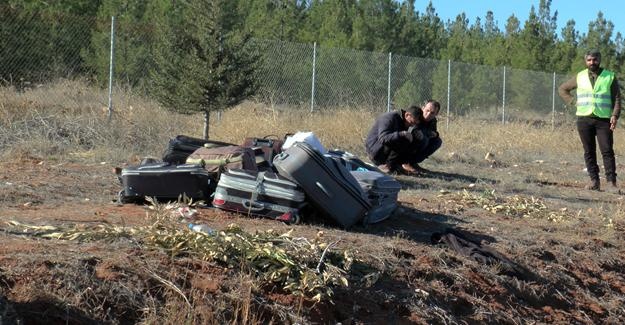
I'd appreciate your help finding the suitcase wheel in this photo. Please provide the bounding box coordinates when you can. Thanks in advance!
[117,190,136,204]
[276,211,300,224]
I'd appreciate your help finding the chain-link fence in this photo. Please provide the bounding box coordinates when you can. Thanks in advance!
[1,9,582,129]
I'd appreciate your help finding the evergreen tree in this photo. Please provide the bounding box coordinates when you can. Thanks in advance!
[301,0,355,47]
[579,12,617,70]
[504,14,521,36]
[350,0,399,52]
[464,17,485,64]
[509,2,556,71]
[414,1,445,58]
[552,20,578,73]
[150,0,259,139]
[615,33,625,76]
[395,0,420,55]
[239,0,304,41]
[0,1,99,83]
[84,0,166,88]
[441,13,469,61]
[0,5,50,83]
[482,11,507,67]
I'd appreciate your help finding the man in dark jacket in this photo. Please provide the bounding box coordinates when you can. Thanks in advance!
[558,49,621,192]
[365,101,442,174]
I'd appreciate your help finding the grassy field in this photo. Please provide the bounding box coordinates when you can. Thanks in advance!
[1,82,625,324]
[0,79,594,164]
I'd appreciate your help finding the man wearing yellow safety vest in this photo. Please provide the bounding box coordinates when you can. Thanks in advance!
[559,49,622,192]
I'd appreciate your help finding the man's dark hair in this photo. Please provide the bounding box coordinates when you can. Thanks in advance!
[425,99,441,113]
[405,105,422,119]
[585,49,601,58]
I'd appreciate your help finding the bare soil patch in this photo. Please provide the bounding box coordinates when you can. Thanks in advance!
[1,156,625,324]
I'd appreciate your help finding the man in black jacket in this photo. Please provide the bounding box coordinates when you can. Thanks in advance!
[365,101,442,174]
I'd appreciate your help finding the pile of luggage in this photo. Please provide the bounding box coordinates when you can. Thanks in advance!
[117,133,401,228]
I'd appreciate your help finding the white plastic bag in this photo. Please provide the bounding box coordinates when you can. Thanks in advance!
[282,131,326,154]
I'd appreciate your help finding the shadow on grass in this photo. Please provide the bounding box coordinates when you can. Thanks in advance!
[9,299,110,325]
[396,170,498,188]
[352,204,493,244]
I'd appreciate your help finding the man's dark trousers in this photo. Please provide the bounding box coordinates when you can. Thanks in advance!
[381,136,442,168]
[577,116,616,182]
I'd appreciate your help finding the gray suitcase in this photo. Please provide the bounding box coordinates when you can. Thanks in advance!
[350,171,401,224]
[273,142,371,228]
[212,169,306,223]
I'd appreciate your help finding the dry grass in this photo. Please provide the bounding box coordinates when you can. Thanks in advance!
[3,78,620,167]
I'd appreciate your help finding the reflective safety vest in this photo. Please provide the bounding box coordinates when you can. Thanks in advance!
[576,69,615,118]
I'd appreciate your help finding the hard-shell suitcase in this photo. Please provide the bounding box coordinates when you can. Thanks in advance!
[212,169,305,223]
[162,135,234,164]
[350,171,401,224]
[120,163,215,203]
[273,142,371,228]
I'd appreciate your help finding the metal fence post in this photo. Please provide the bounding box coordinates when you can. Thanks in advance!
[387,52,392,112]
[310,42,316,113]
[502,66,506,125]
[551,72,556,130]
[446,59,451,130]
[107,16,115,123]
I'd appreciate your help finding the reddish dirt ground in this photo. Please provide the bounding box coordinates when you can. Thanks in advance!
[1,157,625,324]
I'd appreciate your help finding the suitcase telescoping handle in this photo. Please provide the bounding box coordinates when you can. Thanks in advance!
[252,138,275,147]
[242,199,265,212]
[315,181,333,198]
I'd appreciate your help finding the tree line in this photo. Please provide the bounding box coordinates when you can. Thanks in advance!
[3,0,623,81]
[1,0,623,135]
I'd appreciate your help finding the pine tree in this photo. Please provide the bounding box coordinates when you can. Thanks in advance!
[1,1,99,83]
[580,11,617,70]
[84,0,162,88]
[414,1,445,58]
[239,0,304,41]
[305,0,355,48]
[482,11,507,67]
[440,13,469,61]
[615,33,625,76]
[350,0,399,52]
[552,20,578,73]
[150,0,259,139]
[395,0,420,55]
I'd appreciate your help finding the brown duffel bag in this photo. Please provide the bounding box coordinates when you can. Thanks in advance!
[186,145,258,173]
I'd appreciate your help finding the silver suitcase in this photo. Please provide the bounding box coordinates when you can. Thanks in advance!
[350,171,401,224]
[273,142,370,228]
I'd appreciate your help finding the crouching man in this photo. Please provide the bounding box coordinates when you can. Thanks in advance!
[365,100,442,174]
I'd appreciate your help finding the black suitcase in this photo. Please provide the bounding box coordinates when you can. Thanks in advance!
[350,171,401,224]
[273,142,371,228]
[212,169,305,223]
[162,135,234,164]
[119,163,215,203]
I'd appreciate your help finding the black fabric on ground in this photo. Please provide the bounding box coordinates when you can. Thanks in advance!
[431,228,536,281]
